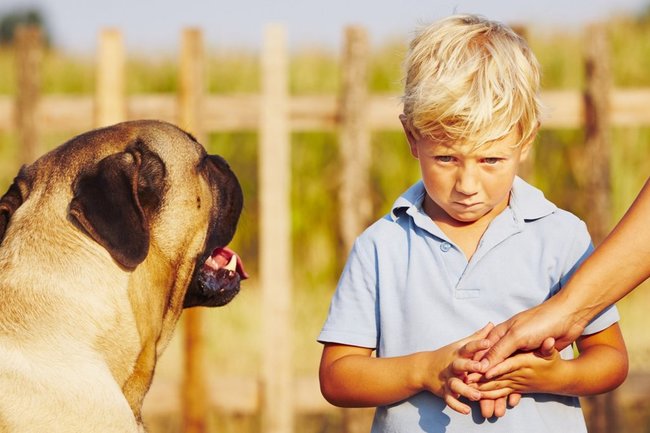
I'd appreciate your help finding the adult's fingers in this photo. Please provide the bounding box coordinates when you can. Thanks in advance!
[484,355,519,379]
[479,321,520,372]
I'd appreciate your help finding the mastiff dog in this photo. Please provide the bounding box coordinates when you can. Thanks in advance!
[0,120,247,432]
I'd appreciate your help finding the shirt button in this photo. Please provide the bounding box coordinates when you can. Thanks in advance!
[440,242,451,252]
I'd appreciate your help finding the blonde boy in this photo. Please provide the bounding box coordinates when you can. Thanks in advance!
[318,14,627,432]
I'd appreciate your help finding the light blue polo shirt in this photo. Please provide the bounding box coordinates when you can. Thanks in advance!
[318,177,619,433]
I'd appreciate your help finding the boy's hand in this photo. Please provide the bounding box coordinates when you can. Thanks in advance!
[429,324,494,415]
[476,343,561,398]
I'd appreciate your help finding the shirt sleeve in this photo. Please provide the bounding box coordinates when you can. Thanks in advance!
[317,237,379,349]
[557,218,620,336]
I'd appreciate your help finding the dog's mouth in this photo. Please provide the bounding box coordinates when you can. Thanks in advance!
[185,247,248,308]
[199,247,248,302]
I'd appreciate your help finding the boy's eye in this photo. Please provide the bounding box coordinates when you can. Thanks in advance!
[483,157,501,164]
[435,155,455,163]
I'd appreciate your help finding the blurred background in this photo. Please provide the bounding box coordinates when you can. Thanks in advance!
[1,1,649,432]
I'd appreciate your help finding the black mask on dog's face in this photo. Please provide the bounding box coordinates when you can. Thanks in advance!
[183,154,246,308]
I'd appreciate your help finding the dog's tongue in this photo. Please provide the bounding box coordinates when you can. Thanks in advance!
[205,247,248,279]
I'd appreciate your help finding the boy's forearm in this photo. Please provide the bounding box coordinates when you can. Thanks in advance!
[320,352,428,407]
[555,345,628,397]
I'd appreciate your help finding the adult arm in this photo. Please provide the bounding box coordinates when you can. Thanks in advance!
[480,178,650,371]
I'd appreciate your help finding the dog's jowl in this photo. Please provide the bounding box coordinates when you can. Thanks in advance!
[0,120,246,432]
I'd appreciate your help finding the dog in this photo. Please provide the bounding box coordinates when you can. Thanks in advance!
[0,120,246,432]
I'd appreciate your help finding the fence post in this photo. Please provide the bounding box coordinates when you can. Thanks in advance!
[178,28,208,433]
[15,25,42,164]
[338,25,372,255]
[510,24,536,182]
[260,24,293,433]
[95,28,125,127]
[338,25,376,433]
[581,23,618,433]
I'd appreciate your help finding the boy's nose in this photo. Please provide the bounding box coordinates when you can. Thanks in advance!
[455,166,480,196]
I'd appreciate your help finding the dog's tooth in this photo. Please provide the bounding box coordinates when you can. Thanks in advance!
[224,254,237,272]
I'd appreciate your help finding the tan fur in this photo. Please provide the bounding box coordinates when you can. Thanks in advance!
[0,120,243,432]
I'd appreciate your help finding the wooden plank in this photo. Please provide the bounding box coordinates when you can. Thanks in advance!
[178,27,208,433]
[259,23,293,433]
[2,89,650,134]
[95,28,125,127]
[128,94,177,124]
[540,90,583,128]
[611,88,650,125]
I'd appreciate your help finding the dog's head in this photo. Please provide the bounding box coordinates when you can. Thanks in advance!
[0,120,246,309]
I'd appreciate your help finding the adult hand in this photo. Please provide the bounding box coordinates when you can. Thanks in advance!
[479,300,584,377]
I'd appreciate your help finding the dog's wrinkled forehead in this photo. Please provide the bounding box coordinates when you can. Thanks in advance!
[37,120,202,174]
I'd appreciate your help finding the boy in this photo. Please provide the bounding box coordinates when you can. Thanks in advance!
[317,14,628,432]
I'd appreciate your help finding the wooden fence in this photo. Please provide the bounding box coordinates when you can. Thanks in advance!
[2,23,650,433]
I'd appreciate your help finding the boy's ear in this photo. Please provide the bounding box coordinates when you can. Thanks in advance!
[399,114,419,158]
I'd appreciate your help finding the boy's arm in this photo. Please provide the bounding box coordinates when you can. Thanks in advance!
[477,324,628,398]
[319,324,494,415]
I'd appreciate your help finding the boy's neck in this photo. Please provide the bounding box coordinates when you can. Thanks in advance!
[423,195,509,260]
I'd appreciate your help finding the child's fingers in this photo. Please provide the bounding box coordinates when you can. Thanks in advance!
[475,387,512,399]
[460,338,492,358]
[479,396,509,418]
[444,394,472,415]
[479,398,495,418]
[464,371,483,383]
[451,358,483,375]
[508,392,522,407]
[448,376,481,401]
[493,397,508,417]
[538,338,556,356]
[444,377,480,415]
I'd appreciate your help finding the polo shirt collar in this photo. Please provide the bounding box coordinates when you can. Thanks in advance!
[509,177,557,222]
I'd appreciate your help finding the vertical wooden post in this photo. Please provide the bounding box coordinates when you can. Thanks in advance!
[510,24,536,182]
[178,28,208,433]
[338,26,372,258]
[260,24,293,433]
[95,28,125,127]
[338,25,375,433]
[583,23,612,244]
[14,25,42,164]
[581,23,617,433]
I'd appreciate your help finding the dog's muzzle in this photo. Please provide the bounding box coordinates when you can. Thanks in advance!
[194,247,248,307]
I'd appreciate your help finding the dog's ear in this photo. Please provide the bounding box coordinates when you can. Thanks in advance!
[0,176,27,245]
[69,142,166,270]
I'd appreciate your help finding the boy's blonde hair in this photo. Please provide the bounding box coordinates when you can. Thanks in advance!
[402,14,542,148]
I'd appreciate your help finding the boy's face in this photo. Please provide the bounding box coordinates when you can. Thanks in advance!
[401,118,532,226]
